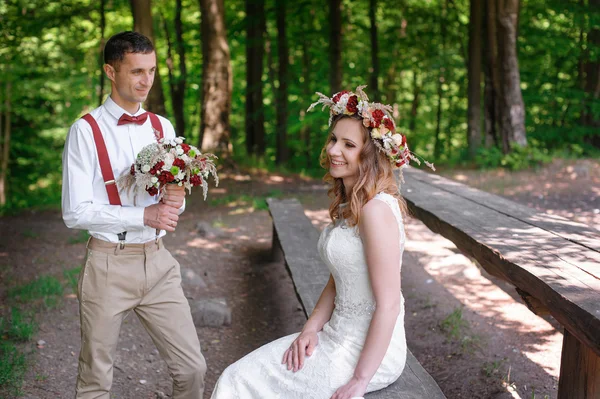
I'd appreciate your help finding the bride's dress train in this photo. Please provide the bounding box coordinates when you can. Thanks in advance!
[211,193,407,399]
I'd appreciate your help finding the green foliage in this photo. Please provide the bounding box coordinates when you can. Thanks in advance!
[0,0,598,213]
[475,144,553,170]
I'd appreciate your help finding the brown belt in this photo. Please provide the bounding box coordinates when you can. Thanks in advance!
[86,236,164,255]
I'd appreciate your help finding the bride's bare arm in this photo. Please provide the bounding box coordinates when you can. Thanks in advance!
[332,199,402,399]
[303,274,337,332]
[283,274,336,372]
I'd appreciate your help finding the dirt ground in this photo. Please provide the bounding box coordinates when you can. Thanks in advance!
[0,158,597,399]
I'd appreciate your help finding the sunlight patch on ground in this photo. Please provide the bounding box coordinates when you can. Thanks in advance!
[304,209,330,231]
[405,219,563,378]
[186,237,226,250]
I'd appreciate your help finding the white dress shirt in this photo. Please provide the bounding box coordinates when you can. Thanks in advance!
[62,96,184,243]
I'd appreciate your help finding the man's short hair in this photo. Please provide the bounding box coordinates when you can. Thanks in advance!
[104,31,154,67]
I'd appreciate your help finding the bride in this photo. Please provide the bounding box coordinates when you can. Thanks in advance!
[211,86,418,399]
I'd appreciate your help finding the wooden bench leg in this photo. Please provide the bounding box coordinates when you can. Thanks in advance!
[558,329,600,399]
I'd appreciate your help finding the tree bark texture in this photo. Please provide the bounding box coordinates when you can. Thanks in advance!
[275,0,289,165]
[199,0,232,154]
[329,0,342,94]
[130,0,167,116]
[369,0,379,98]
[0,82,11,206]
[467,0,483,158]
[484,0,500,148]
[99,0,106,107]
[497,0,527,151]
[245,0,266,156]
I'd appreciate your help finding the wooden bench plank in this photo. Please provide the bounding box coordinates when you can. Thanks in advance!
[267,198,447,399]
[404,168,600,252]
[400,168,600,359]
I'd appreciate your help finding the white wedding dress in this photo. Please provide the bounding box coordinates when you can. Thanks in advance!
[211,192,407,399]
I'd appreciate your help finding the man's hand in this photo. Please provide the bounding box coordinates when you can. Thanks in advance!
[162,184,186,209]
[144,203,180,232]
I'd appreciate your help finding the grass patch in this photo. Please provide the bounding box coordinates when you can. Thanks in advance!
[440,307,469,340]
[1,308,36,342]
[68,230,90,244]
[0,341,27,397]
[63,267,81,294]
[8,275,64,308]
[21,229,39,239]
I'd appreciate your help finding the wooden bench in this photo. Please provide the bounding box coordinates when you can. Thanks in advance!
[267,198,447,399]
[400,167,600,399]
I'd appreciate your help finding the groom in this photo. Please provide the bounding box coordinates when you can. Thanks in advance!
[62,31,206,398]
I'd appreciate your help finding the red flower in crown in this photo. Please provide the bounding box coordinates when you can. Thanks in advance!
[346,95,359,114]
[332,90,349,103]
[383,117,395,132]
[372,109,385,127]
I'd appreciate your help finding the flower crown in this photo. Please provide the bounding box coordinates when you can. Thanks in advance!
[308,85,434,170]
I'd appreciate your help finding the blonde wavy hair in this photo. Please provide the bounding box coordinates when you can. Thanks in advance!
[319,114,408,227]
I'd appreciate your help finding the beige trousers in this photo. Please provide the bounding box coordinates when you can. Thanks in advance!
[75,237,206,399]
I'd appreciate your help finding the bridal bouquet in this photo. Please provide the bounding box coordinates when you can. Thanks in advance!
[119,137,218,202]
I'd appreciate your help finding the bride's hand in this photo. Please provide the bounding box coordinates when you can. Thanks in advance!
[281,330,319,372]
[330,376,368,399]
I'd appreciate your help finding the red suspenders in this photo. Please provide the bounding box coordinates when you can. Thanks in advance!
[81,112,164,205]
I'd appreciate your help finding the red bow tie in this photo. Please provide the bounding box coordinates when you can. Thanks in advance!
[117,112,148,126]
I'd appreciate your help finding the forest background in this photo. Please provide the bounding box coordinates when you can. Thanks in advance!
[0,0,598,212]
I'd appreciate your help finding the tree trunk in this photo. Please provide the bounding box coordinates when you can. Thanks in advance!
[275,0,289,165]
[329,0,342,93]
[582,0,600,147]
[130,0,167,116]
[0,82,11,206]
[199,0,232,154]
[369,0,379,97]
[162,0,186,136]
[99,0,106,107]
[434,0,448,159]
[245,0,266,156]
[484,0,500,148]
[300,11,312,168]
[409,70,421,133]
[467,0,483,158]
[497,0,527,151]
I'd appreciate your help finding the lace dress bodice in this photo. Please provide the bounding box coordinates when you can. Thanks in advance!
[318,192,406,320]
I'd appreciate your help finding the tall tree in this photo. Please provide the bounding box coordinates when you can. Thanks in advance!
[483,0,500,148]
[467,0,483,158]
[0,82,11,206]
[497,0,527,151]
[98,0,106,107]
[130,0,167,116]
[275,0,289,165]
[582,0,600,147]
[434,0,448,159]
[369,0,379,98]
[162,0,187,136]
[245,0,266,156]
[329,0,342,93]
[199,0,232,154]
